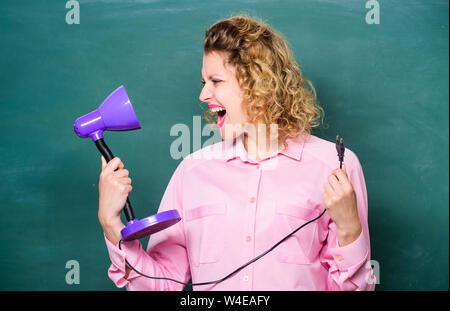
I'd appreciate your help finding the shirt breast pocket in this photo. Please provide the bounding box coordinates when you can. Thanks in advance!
[274,203,320,265]
[185,202,227,267]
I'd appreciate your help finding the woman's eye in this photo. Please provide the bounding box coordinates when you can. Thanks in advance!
[201,80,221,86]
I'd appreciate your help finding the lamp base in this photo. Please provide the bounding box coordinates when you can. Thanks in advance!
[121,209,181,241]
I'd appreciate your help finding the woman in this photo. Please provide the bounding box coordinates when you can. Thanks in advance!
[98,15,375,291]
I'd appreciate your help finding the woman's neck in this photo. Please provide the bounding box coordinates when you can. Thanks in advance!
[243,128,280,161]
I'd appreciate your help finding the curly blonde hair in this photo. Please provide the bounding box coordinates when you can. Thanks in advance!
[202,14,324,151]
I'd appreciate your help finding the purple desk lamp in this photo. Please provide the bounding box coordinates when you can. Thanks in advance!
[74,85,181,241]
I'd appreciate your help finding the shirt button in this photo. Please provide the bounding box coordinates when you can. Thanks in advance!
[336,255,343,262]
[249,197,256,203]
[243,276,249,282]
[246,236,252,242]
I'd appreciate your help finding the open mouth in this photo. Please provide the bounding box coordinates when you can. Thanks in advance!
[217,109,226,128]
[211,106,227,128]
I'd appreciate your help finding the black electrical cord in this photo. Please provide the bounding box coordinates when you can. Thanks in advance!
[117,135,345,287]
[118,208,327,287]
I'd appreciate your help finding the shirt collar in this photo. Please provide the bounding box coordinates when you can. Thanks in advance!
[223,133,307,163]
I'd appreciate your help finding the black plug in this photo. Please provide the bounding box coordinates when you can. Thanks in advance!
[336,135,345,169]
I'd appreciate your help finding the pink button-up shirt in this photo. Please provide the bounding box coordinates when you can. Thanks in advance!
[104,133,375,291]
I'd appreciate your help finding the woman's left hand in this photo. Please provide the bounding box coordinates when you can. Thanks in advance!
[322,163,362,246]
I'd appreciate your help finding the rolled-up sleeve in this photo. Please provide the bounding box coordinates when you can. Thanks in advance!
[320,149,376,291]
[103,160,191,290]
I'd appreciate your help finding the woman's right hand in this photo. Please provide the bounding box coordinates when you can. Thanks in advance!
[98,156,132,231]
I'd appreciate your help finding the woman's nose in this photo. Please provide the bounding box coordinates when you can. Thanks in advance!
[199,84,212,102]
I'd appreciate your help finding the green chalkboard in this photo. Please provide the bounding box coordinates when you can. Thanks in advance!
[0,0,448,291]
